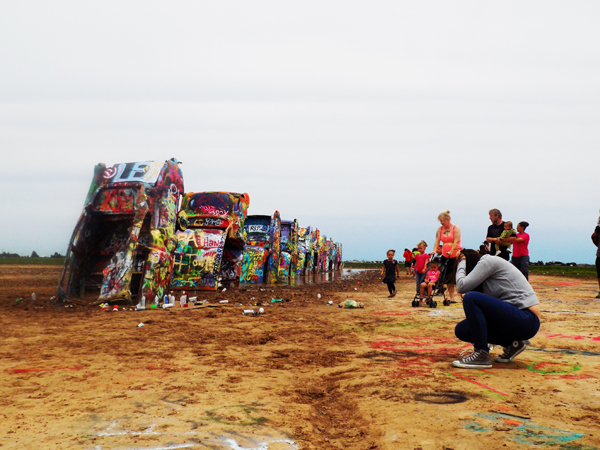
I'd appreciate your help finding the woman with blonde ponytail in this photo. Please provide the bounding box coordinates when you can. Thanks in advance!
[433,210,462,302]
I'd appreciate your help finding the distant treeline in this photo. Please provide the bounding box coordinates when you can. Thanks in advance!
[0,251,64,258]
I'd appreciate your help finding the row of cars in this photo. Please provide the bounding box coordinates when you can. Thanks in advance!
[58,159,342,305]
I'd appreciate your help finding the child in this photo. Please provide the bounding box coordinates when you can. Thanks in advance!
[403,248,412,275]
[496,221,517,256]
[414,241,430,295]
[381,249,401,297]
[420,259,441,299]
[410,247,418,278]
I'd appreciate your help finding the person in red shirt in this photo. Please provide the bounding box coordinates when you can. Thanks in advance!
[403,248,412,275]
[502,221,530,280]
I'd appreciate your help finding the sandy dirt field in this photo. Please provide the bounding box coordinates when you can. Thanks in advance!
[0,265,599,450]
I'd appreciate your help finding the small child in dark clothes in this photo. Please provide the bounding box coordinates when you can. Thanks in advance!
[381,249,401,298]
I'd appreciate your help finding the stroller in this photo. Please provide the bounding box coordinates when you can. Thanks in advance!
[412,257,449,308]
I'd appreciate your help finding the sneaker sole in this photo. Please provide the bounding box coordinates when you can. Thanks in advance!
[494,345,527,363]
[452,360,492,369]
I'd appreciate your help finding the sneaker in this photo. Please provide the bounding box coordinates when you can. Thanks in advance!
[596,292,600,299]
[452,349,492,369]
[495,340,527,363]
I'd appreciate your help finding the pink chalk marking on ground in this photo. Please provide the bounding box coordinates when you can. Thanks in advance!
[545,333,600,341]
[450,372,509,397]
[542,281,580,286]
[9,365,84,373]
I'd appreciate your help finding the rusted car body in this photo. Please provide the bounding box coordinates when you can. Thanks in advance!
[58,159,184,304]
[169,192,249,291]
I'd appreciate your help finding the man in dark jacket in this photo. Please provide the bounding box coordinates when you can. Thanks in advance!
[486,209,508,260]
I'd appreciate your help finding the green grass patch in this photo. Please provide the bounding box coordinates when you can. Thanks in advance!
[529,265,597,279]
[343,262,597,278]
[343,262,381,269]
[0,257,65,266]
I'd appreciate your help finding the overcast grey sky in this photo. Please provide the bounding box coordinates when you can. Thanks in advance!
[1,1,599,263]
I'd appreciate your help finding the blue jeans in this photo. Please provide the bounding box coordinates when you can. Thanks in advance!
[416,272,426,293]
[455,291,540,351]
[511,255,529,280]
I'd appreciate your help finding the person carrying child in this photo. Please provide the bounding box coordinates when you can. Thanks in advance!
[414,241,430,295]
[381,249,401,298]
[494,221,517,257]
[420,258,441,300]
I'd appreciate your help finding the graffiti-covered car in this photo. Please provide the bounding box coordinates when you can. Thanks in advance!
[58,159,184,304]
[334,242,343,270]
[169,192,249,291]
[239,212,281,284]
[278,219,299,281]
[296,226,314,276]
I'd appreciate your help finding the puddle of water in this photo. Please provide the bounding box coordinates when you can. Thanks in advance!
[240,269,376,288]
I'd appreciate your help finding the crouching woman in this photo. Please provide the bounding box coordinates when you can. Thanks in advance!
[451,249,541,369]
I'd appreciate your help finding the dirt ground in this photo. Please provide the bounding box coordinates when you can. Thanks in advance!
[1,265,599,450]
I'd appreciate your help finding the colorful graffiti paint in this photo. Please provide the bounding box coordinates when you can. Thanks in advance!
[170,192,249,291]
[58,159,184,304]
[278,219,299,281]
[463,412,585,446]
[240,212,281,284]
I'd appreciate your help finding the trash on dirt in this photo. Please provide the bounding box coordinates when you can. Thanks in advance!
[317,293,322,299]
[222,288,227,292]
[162,303,174,309]
[271,298,283,303]
[112,305,119,311]
[285,298,291,302]
[243,308,264,316]
[15,298,22,302]
[327,300,333,305]
[135,296,146,310]
[31,293,36,301]
[235,302,242,305]
[219,300,229,304]
[203,299,209,303]
[555,288,559,291]
[339,300,364,309]
[137,323,144,327]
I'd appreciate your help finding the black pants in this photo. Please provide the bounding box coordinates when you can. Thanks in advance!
[511,255,529,280]
[386,282,396,294]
